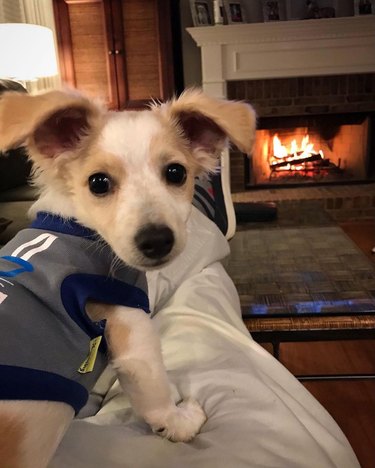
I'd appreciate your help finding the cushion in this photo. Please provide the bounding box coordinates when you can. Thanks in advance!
[0,148,32,192]
[0,217,12,234]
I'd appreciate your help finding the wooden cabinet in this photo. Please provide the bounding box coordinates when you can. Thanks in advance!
[53,0,175,109]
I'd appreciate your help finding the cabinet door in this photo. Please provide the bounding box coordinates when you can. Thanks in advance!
[53,0,175,109]
[53,0,120,109]
[116,0,174,109]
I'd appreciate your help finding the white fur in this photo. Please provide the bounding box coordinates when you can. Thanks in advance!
[99,111,164,164]
[107,307,206,441]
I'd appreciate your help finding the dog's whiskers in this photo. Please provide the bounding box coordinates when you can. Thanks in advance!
[86,235,107,255]
[109,254,124,277]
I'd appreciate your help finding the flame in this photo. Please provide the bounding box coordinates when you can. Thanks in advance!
[272,134,324,161]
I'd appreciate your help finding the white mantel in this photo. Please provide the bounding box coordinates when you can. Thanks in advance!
[187,16,375,99]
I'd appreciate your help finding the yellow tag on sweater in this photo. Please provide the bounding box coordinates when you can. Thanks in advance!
[78,336,102,374]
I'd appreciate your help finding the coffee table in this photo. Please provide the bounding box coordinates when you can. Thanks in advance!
[227,225,375,380]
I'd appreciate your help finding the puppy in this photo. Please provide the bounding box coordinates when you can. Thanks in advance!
[0,89,256,468]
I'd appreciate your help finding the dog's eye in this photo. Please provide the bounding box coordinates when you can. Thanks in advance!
[88,173,112,195]
[165,163,187,186]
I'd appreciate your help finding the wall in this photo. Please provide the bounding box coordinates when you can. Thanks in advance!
[179,0,202,87]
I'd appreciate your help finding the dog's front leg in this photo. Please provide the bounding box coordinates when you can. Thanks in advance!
[103,306,206,442]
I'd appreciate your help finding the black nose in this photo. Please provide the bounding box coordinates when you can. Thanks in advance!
[135,224,175,259]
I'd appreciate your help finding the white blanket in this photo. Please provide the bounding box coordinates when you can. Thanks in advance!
[50,209,360,468]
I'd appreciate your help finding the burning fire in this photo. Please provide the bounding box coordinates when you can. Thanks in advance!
[269,134,324,171]
[273,134,324,160]
[258,130,343,182]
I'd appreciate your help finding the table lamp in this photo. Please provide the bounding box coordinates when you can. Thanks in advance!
[0,23,58,86]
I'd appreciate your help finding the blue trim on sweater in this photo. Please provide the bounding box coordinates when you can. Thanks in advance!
[31,212,97,239]
[0,256,34,277]
[0,365,88,414]
[60,273,150,351]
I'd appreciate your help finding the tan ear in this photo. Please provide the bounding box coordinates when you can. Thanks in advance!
[0,90,102,158]
[161,88,256,156]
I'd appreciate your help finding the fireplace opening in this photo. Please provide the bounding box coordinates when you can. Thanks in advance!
[247,113,374,188]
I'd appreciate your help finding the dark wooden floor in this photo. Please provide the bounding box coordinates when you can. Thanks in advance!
[261,220,375,468]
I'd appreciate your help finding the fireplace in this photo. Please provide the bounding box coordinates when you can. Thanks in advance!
[187,16,375,192]
[249,112,373,188]
[188,17,375,235]
[227,72,375,191]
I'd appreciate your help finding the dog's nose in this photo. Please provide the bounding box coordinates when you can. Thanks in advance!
[135,224,174,259]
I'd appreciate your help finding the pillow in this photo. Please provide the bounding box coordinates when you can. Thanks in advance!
[0,80,31,192]
[0,147,32,192]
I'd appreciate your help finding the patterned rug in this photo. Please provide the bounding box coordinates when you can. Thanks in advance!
[227,226,375,317]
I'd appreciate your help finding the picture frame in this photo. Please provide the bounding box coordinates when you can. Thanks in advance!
[190,0,213,26]
[285,0,306,20]
[261,0,286,22]
[286,0,353,20]
[223,1,247,24]
[354,0,375,15]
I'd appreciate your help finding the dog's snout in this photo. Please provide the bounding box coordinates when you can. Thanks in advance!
[135,224,174,259]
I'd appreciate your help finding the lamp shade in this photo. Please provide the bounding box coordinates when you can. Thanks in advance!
[0,23,58,80]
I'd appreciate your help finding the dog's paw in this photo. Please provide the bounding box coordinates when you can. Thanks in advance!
[152,398,206,442]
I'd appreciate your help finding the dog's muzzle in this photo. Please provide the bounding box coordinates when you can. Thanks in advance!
[135,224,175,260]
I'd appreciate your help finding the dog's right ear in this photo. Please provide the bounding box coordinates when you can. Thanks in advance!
[158,89,256,174]
[0,90,102,162]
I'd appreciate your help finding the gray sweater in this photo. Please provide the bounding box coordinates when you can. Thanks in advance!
[0,212,149,413]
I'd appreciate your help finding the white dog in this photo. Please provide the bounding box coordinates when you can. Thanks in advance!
[0,89,255,468]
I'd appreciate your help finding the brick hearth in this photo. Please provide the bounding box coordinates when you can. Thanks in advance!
[232,182,375,222]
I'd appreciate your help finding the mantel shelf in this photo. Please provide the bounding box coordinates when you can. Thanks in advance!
[187,16,375,46]
[187,16,375,98]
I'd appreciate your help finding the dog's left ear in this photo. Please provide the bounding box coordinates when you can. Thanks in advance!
[160,89,256,172]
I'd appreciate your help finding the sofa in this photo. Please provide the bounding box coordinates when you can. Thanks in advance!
[0,79,37,245]
[0,147,36,245]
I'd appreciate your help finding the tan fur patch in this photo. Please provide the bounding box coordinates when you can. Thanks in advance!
[85,304,131,358]
[0,91,102,153]
[65,144,127,235]
[78,144,127,189]
[105,315,131,358]
[158,88,257,155]
[148,121,197,202]
[0,414,25,468]
[86,302,114,322]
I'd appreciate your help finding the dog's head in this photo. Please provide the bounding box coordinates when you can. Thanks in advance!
[0,89,255,270]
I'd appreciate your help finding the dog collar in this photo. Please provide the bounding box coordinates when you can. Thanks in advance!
[31,212,97,239]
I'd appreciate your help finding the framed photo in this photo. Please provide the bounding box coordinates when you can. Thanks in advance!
[261,0,286,22]
[354,0,375,15]
[223,1,247,24]
[285,0,306,20]
[286,1,353,20]
[190,0,213,26]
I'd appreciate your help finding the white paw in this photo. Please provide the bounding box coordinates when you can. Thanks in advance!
[152,398,207,442]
